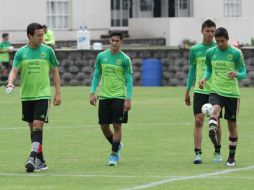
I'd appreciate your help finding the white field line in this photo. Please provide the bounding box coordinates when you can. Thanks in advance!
[123,165,254,190]
[0,122,192,131]
[0,167,254,181]
[208,176,254,179]
[0,172,175,178]
[1,121,254,131]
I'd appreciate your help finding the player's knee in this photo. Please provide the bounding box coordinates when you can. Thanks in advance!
[100,124,110,132]
[195,117,203,128]
[33,120,44,129]
[112,123,121,131]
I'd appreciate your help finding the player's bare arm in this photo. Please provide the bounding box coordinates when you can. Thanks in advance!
[185,90,191,106]
[124,99,131,111]
[52,67,61,106]
[7,67,19,88]
[89,93,97,106]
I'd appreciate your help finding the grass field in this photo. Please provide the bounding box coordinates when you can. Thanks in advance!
[0,86,254,190]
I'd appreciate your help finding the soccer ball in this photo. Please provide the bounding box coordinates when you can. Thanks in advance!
[201,103,214,116]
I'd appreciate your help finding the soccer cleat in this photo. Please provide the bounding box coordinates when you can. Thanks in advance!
[209,127,219,146]
[35,159,48,171]
[108,154,119,166]
[213,152,223,163]
[25,157,36,173]
[193,153,202,164]
[226,157,236,167]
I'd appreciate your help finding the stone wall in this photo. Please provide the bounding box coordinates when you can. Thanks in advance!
[7,48,254,87]
[12,38,166,49]
[55,48,254,87]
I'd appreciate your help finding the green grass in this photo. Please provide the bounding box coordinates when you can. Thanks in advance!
[0,86,254,190]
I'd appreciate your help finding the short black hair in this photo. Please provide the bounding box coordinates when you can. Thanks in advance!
[42,25,47,29]
[215,27,229,40]
[110,31,123,40]
[2,33,9,38]
[202,19,216,30]
[27,23,43,36]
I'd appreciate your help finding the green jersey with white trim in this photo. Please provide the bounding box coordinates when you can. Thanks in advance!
[13,44,59,101]
[205,46,245,98]
[0,41,11,62]
[93,49,133,99]
[189,42,216,94]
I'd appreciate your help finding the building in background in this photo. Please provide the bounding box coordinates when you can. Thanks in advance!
[1,0,254,46]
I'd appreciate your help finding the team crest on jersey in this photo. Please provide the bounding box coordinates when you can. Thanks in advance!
[116,59,122,66]
[227,54,233,61]
[40,52,46,59]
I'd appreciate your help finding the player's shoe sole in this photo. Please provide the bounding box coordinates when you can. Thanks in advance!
[226,161,236,167]
[34,159,48,171]
[209,128,218,146]
[34,164,48,171]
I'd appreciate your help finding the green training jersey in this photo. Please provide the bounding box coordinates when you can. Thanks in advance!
[93,49,133,99]
[189,42,216,94]
[0,41,11,62]
[43,29,55,45]
[206,46,245,98]
[13,44,59,101]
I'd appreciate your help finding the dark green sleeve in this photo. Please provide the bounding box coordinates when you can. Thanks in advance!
[13,49,22,68]
[186,49,196,90]
[49,48,59,67]
[236,51,247,80]
[204,51,212,80]
[90,54,102,93]
[124,57,133,99]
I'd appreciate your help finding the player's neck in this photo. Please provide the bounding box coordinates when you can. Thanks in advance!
[28,42,40,49]
[110,48,120,54]
[203,40,213,46]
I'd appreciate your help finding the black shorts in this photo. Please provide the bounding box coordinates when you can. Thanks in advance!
[98,99,128,124]
[193,93,209,115]
[22,99,50,123]
[209,93,239,121]
[0,62,11,70]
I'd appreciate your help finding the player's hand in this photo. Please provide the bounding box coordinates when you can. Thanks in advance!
[228,71,237,79]
[124,99,131,112]
[199,79,206,89]
[53,93,61,106]
[185,92,191,106]
[90,94,97,106]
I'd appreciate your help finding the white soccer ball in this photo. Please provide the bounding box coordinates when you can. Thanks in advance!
[5,86,13,94]
[201,103,214,116]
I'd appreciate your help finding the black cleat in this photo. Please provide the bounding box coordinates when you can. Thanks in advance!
[226,157,236,167]
[25,157,35,173]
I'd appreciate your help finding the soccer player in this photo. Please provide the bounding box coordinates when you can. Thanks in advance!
[7,23,61,172]
[199,27,247,167]
[185,19,222,164]
[89,31,133,166]
[42,25,56,49]
[0,33,12,86]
